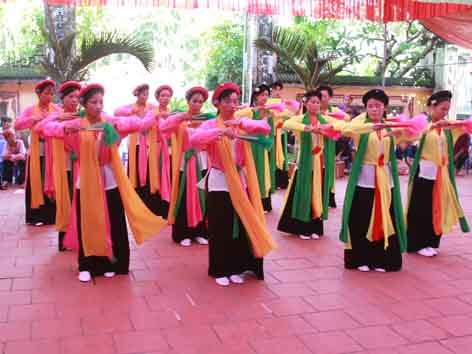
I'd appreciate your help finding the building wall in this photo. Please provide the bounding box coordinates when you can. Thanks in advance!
[435,45,472,120]
[280,84,433,116]
[0,81,38,120]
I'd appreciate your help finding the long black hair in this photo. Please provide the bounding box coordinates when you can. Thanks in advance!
[302,90,323,114]
[250,84,271,107]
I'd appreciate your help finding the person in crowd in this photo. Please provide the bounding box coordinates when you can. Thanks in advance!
[189,82,277,286]
[340,89,411,272]
[160,86,210,247]
[278,89,343,240]
[406,90,470,257]
[14,79,60,226]
[1,129,26,188]
[42,83,167,282]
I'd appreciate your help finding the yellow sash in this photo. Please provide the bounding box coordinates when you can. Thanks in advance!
[167,121,186,224]
[79,121,109,256]
[29,104,55,208]
[52,137,71,232]
[216,117,276,257]
[79,118,167,257]
[128,133,138,187]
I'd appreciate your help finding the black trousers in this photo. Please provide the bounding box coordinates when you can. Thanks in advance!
[76,188,130,276]
[207,191,263,279]
[172,172,207,243]
[407,175,442,252]
[25,156,56,225]
[2,159,25,184]
[129,146,168,218]
[344,187,402,272]
[58,170,74,252]
[277,170,324,237]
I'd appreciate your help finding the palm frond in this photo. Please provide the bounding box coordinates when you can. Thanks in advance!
[70,31,154,77]
[254,30,308,87]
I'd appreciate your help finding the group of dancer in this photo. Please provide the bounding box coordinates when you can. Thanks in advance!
[14,78,470,285]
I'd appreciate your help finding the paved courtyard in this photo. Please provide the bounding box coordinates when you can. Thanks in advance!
[0,175,471,354]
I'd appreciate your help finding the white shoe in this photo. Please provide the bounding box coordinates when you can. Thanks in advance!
[34,222,44,227]
[104,272,115,278]
[78,271,92,282]
[374,268,386,273]
[229,274,245,284]
[180,238,192,247]
[311,234,321,240]
[357,265,370,272]
[428,247,438,255]
[417,248,434,257]
[195,237,208,245]
[299,235,311,240]
[215,277,230,286]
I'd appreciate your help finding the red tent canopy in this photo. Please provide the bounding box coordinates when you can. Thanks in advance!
[44,0,472,22]
[421,10,472,49]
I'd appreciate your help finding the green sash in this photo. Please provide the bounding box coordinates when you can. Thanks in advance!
[291,113,334,222]
[251,110,274,197]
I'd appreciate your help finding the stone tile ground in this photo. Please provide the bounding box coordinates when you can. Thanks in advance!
[0,175,471,354]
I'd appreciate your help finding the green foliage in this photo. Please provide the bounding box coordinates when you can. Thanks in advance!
[0,1,45,64]
[255,25,355,90]
[169,97,188,112]
[202,19,244,90]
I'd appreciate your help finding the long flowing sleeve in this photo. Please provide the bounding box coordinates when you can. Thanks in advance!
[239,118,270,135]
[283,115,306,133]
[235,107,253,119]
[341,115,375,138]
[159,113,184,135]
[189,127,221,151]
[14,106,36,130]
[114,105,134,117]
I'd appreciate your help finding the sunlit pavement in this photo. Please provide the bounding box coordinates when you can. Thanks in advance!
[0,175,471,354]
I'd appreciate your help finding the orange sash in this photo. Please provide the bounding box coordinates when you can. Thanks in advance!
[79,117,167,257]
[215,117,276,257]
[79,120,110,257]
[167,122,186,224]
[52,137,71,232]
[29,104,55,208]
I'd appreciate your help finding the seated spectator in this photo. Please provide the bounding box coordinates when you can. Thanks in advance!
[395,141,417,175]
[1,129,26,189]
[336,136,354,173]
[454,133,471,176]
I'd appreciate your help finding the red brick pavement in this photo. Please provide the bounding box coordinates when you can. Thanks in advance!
[0,175,471,354]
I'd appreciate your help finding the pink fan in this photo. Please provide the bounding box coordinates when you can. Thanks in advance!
[405,114,428,136]
[327,110,346,120]
[265,102,285,112]
[387,114,427,136]
[386,114,407,123]
[283,99,300,111]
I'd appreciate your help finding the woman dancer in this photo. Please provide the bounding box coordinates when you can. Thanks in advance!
[277,90,341,240]
[406,90,469,257]
[15,79,60,226]
[190,82,277,286]
[339,89,408,272]
[36,81,81,250]
[160,86,209,247]
[43,83,166,282]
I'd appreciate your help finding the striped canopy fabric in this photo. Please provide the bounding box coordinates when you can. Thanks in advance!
[42,0,472,22]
